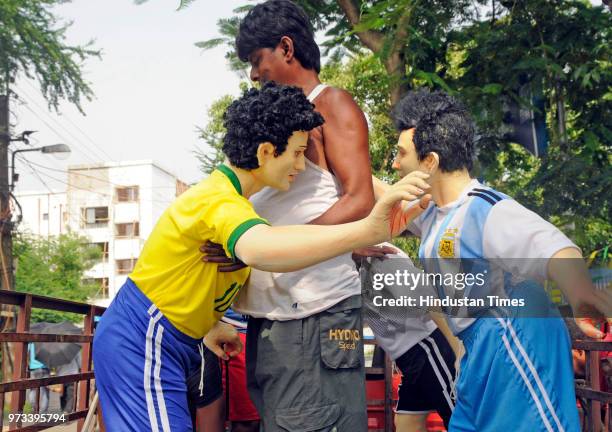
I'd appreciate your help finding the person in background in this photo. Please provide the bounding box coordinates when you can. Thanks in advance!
[28,343,50,413]
[56,353,81,413]
[191,309,260,432]
[187,342,224,431]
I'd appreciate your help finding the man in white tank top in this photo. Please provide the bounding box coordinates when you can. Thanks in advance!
[228,2,375,431]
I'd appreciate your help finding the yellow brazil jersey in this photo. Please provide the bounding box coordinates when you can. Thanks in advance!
[129,165,268,339]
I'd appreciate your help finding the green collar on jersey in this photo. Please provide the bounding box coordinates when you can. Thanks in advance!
[217,164,242,196]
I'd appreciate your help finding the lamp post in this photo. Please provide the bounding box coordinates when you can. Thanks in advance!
[10,143,71,191]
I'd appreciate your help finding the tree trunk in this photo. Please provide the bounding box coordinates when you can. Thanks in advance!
[336,0,412,107]
[385,52,409,107]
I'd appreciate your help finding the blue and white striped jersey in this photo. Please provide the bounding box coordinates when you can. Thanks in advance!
[410,179,577,334]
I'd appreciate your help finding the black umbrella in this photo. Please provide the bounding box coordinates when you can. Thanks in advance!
[29,322,82,369]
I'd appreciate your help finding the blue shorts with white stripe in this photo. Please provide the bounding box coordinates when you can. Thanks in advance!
[93,278,202,431]
[450,312,580,432]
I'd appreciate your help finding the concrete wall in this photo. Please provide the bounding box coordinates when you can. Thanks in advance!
[16,191,66,237]
[17,160,186,307]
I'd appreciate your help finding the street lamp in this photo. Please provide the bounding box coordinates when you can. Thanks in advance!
[10,144,71,191]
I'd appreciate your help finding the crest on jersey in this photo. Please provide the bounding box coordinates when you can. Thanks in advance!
[438,228,458,258]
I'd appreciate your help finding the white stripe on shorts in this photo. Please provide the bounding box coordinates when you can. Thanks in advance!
[153,324,170,432]
[418,341,455,411]
[497,319,554,432]
[503,319,564,432]
[144,312,162,432]
[425,336,455,393]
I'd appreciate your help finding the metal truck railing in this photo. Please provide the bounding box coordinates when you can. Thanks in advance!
[574,339,612,432]
[0,289,105,431]
[1,289,609,432]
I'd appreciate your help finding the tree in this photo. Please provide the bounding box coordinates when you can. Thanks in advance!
[196,0,610,253]
[194,95,236,174]
[195,0,480,106]
[0,0,100,111]
[194,7,253,81]
[13,232,101,322]
[299,0,482,105]
[448,1,611,253]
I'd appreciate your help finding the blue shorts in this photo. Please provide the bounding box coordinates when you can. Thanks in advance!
[449,314,580,432]
[93,279,202,431]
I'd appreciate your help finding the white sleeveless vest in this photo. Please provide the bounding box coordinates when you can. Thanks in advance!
[232,84,362,320]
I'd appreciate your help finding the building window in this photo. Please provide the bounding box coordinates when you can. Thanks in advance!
[81,207,109,228]
[90,242,109,261]
[116,186,139,202]
[42,213,49,221]
[115,222,139,237]
[85,277,109,299]
[116,258,137,275]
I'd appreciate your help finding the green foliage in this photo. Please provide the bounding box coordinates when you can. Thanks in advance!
[194,7,252,80]
[0,0,100,112]
[450,1,611,253]
[200,0,610,254]
[194,95,236,174]
[13,232,102,322]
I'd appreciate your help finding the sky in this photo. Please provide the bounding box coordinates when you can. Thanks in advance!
[11,0,605,194]
[11,0,246,193]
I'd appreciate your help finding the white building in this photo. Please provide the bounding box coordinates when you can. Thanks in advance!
[16,160,190,306]
[15,190,68,237]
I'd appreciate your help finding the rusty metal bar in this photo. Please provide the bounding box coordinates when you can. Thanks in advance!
[77,305,96,430]
[590,350,603,432]
[576,387,612,404]
[585,346,594,432]
[0,333,93,343]
[10,293,31,430]
[0,290,105,431]
[384,351,393,432]
[0,372,95,392]
[0,290,105,316]
[574,340,612,351]
[33,387,40,413]
[0,391,5,430]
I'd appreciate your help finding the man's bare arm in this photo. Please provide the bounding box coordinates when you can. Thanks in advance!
[548,247,612,338]
[308,88,374,225]
[235,175,431,272]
